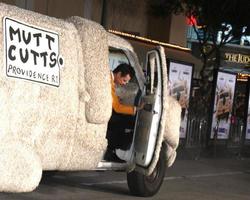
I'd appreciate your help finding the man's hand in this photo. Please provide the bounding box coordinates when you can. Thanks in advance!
[136,102,145,111]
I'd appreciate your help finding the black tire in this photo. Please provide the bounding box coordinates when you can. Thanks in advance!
[127,143,166,197]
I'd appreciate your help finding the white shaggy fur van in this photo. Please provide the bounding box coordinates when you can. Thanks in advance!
[0,3,181,197]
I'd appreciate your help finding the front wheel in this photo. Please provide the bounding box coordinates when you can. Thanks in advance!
[127,143,166,197]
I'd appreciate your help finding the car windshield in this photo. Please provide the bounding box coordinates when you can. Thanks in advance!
[109,48,130,70]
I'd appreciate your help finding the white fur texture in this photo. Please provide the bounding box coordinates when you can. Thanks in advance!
[0,2,181,193]
[0,138,42,192]
[164,96,181,167]
[68,16,112,125]
[108,33,134,52]
[0,3,111,192]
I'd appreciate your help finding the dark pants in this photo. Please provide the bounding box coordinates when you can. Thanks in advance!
[106,110,135,150]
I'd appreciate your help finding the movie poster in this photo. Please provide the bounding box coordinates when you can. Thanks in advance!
[211,71,236,139]
[169,61,193,138]
[245,87,250,139]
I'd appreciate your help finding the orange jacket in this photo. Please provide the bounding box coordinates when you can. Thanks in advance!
[111,74,135,115]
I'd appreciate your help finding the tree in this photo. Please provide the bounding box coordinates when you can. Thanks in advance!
[150,0,250,78]
[183,0,250,78]
[149,0,250,118]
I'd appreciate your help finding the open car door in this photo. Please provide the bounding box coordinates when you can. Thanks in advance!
[134,46,167,170]
[126,46,168,197]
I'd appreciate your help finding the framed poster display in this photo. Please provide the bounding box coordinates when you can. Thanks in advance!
[211,71,236,139]
[245,84,250,140]
[168,60,193,138]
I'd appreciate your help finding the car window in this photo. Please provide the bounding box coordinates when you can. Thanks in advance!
[109,48,130,71]
[109,48,138,85]
[109,47,141,105]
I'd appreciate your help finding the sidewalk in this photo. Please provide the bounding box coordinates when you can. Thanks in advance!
[176,143,250,160]
[168,156,250,178]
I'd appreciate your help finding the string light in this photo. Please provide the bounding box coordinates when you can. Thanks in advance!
[108,29,191,52]
[109,30,250,82]
[237,72,250,81]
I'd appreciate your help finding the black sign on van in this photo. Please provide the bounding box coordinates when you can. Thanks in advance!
[4,17,64,87]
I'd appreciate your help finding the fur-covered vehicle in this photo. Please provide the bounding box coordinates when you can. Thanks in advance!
[0,3,181,197]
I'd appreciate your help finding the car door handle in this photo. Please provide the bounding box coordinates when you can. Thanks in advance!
[143,104,158,114]
[153,110,158,114]
[143,103,153,112]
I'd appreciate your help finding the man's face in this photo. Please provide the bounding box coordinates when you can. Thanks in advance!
[114,72,131,86]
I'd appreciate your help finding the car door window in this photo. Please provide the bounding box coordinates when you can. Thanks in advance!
[109,48,140,105]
